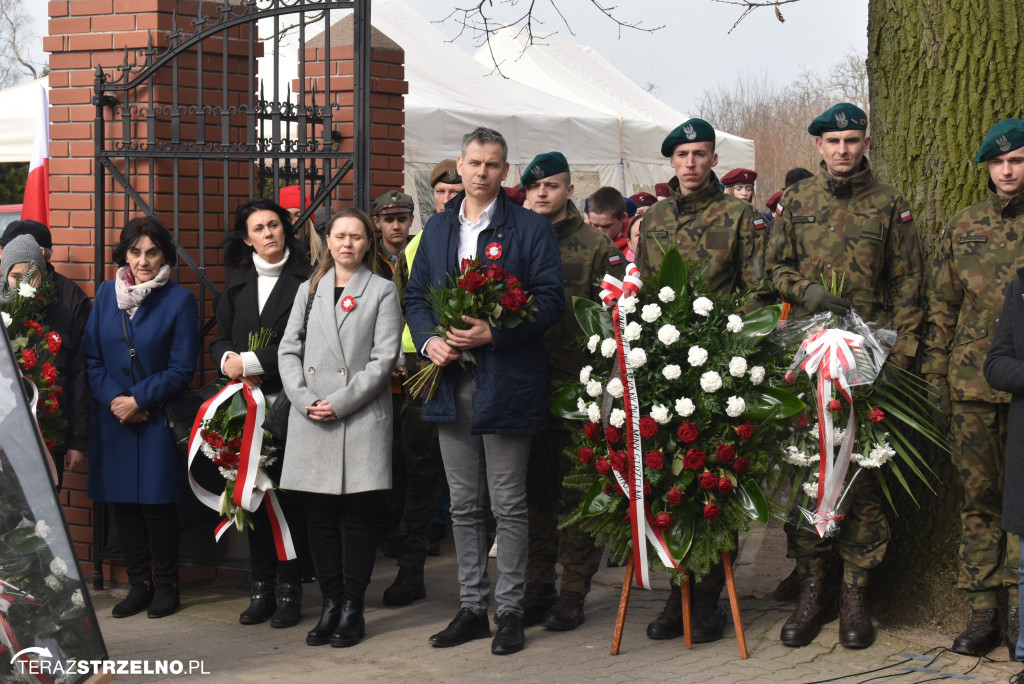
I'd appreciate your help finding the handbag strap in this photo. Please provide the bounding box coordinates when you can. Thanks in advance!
[121,310,148,379]
[297,285,315,343]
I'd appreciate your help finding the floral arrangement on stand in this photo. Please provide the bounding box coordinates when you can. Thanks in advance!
[186,328,297,560]
[552,250,803,585]
[405,256,537,400]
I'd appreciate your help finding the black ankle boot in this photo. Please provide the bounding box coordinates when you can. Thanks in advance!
[270,583,302,628]
[112,581,153,618]
[330,600,365,648]
[147,582,180,619]
[306,596,342,646]
[239,581,276,625]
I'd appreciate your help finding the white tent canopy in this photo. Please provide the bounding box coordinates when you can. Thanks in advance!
[0,77,46,163]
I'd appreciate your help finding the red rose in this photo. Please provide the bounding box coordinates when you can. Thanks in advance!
[639,417,659,439]
[609,450,628,472]
[24,320,42,335]
[41,362,58,386]
[718,477,734,494]
[827,399,841,411]
[485,264,506,281]
[578,447,595,465]
[500,287,528,313]
[644,450,664,470]
[643,480,652,496]
[613,480,625,496]
[602,483,614,495]
[45,437,57,449]
[715,444,735,463]
[677,422,699,443]
[736,422,754,441]
[505,274,521,289]
[46,331,61,354]
[683,448,706,470]
[699,472,719,490]
[795,413,809,428]
[733,457,750,474]
[868,408,885,424]
[45,394,60,413]
[666,487,683,505]
[605,426,623,444]
[703,503,723,520]
[595,458,611,475]
[460,258,475,272]
[21,348,37,370]
[784,370,796,385]
[227,438,243,451]
[653,511,672,530]
[583,421,602,440]
[458,271,486,292]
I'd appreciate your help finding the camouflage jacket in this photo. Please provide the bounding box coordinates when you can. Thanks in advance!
[920,187,1024,402]
[547,203,626,383]
[636,173,768,296]
[766,159,923,365]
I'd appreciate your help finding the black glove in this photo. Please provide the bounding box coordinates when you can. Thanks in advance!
[802,284,852,315]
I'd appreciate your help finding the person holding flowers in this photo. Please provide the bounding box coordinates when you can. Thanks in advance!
[277,208,402,648]
[405,127,564,656]
[83,217,199,619]
[209,199,313,629]
[765,103,923,649]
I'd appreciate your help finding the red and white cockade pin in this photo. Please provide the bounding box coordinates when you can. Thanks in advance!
[340,296,356,312]
[485,242,502,260]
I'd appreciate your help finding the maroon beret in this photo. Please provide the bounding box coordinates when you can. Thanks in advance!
[654,182,671,198]
[504,185,526,206]
[720,168,757,187]
[766,190,784,213]
[629,192,657,207]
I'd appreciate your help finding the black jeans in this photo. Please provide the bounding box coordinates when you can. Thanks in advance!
[248,488,310,585]
[112,502,179,587]
[304,490,380,603]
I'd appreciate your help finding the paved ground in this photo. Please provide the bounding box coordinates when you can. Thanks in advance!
[88,522,1021,683]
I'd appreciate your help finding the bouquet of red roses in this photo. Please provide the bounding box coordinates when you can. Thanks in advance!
[405,257,537,400]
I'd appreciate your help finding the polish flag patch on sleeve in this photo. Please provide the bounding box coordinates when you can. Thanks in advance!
[608,254,622,266]
[900,210,913,223]
[753,218,766,230]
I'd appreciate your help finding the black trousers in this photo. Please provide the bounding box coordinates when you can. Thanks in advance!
[112,501,179,587]
[248,488,310,585]
[304,490,380,603]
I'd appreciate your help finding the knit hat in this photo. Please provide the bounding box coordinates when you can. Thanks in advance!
[0,234,46,296]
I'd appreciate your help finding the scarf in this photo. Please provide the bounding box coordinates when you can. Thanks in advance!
[115,264,171,318]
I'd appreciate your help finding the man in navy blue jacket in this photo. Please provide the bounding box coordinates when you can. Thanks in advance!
[406,127,564,655]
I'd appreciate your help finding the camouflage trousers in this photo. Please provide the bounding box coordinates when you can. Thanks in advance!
[394,399,445,571]
[785,468,889,587]
[951,401,1020,609]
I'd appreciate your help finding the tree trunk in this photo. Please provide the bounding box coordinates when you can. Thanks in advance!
[867,0,1024,629]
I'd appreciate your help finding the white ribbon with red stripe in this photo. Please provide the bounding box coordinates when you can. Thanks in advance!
[0,588,53,684]
[187,382,296,560]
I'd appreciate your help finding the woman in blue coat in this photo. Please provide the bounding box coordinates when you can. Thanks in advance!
[84,217,198,619]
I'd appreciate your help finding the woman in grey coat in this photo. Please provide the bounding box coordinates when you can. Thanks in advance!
[278,208,402,648]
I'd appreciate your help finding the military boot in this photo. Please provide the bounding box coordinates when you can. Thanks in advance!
[780,579,834,647]
[691,588,725,643]
[951,608,1000,656]
[1008,604,1021,661]
[838,583,874,649]
[646,583,684,640]
[239,581,276,625]
[541,590,586,631]
[520,582,557,627]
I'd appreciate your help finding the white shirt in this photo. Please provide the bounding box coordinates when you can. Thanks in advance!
[457,195,498,264]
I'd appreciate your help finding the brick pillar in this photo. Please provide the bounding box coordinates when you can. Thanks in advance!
[299,14,407,208]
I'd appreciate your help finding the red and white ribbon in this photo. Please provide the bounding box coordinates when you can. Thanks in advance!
[0,598,54,684]
[187,382,296,560]
[598,263,642,307]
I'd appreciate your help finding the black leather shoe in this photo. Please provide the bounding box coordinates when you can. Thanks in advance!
[542,590,586,631]
[382,567,426,606]
[239,581,276,625]
[429,608,490,648]
[521,583,557,627]
[838,583,874,649]
[951,607,1000,656]
[491,612,525,655]
[112,581,153,618]
[330,600,365,648]
[270,582,302,628]
[306,597,343,646]
[647,583,683,640]
[780,579,835,647]
[147,583,180,619]
[691,588,725,643]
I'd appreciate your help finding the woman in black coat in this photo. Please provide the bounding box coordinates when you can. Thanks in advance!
[982,266,1024,664]
[209,199,312,628]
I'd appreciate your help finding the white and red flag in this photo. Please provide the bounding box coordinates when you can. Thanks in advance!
[21,83,49,226]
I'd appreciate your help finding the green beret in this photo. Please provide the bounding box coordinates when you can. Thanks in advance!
[520,151,570,188]
[807,103,868,136]
[974,118,1024,162]
[372,189,414,216]
[661,118,715,157]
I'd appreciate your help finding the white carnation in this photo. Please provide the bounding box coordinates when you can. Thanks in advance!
[651,404,671,424]
[18,281,36,298]
[627,347,647,368]
[1,311,10,328]
[606,377,624,398]
[725,395,745,417]
[801,481,820,498]
[619,295,637,314]
[657,324,680,345]
[641,303,662,323]
[662,364,682,380]
[856,440,897,468]
[687,346,708,367]
[587,335,600,353]
[609,408,626,428]
[729,356,748,378]
[726,314,744,333]
[658,286,676,303]
[700,370,722,393]
[34,520,50,538]
[675,397,695,417]
[692,296,714,316]
[624,321,643,342]
[586,402,602,423]
[586,379,604,398]
[49,557,68,578]
[783,445,812,467]
[600,338,617,358]
[749,366,765,385]
[45,574,61,591]
[72,589,85,608]
[579,365,593,383]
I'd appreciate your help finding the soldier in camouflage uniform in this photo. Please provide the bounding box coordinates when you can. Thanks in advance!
[636,118,767,644]
[921,119,1024,658]
[518,152,627,631]
[766,103,923,650]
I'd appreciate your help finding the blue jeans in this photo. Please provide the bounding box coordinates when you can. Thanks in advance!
[437,371,531,617]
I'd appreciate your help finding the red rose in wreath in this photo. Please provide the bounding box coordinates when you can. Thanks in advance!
[605,426,623,444]
[666,487,683,505]
[577,447,595,465]
[717,478,734,494]
[639,417,659,438]
[644,450,664,470]
[653,511,672,530]
[583,421,602,440]
[677,422,699,443]
[699,472,719,490]
[595,458,611,475]
[683,448,706,470]
[715,444,735,463]
[609,450,628,472]
[733,457,750,474]
[703,502,723,520]
[827,399,842,411]
[736,421,754,441]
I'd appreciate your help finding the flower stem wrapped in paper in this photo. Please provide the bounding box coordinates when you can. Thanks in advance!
[773,274,946,538]
[405,257,537,400]
[551,250,804,585]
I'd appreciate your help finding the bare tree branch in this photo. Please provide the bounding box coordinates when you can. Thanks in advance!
[712,0,802,34]
[0,0,43,86]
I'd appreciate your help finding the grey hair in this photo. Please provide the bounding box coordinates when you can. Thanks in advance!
[461,127,508,163]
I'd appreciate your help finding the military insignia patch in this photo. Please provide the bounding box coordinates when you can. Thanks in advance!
[485,242,502,260]
[608,254,622,266]
[900,210,912,223]
[791,216,816,224]
[998,135,1012,152]
[446,169,459,181]
[683,124,697,140]
[835,112,849,128]
[753,218,766,230]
